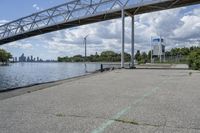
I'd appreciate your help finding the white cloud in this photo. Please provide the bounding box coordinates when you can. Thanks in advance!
[1,5,200,58]
[6,42,33,49]
[0,20,8,26]
[173,15,200,40]
[32,4,40,11]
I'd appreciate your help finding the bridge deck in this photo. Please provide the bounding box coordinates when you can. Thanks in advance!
[0,0,199,45]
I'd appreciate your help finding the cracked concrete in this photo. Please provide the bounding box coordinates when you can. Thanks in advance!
[0,69,200,133]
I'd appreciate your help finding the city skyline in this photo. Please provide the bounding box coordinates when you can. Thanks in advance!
[13,53,55,62]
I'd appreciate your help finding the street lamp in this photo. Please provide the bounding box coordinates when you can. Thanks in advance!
[150,36,153,63]
[84,34,89,62]
[83,34,89,72]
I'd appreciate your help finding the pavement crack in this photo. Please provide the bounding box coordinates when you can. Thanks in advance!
[67,114,89,118]
[54,113,107,121]
[113,118,139,125]
[112,118,200,131]
[113,118,163,127]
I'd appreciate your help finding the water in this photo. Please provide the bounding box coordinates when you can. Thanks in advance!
[0,62,103,91]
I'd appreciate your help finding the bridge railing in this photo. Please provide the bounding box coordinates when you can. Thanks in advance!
[0,0,157,41]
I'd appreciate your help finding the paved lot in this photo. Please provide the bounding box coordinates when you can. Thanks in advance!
[0,69,200,133]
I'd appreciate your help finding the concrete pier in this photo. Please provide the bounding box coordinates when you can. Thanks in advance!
[0,69,200,133]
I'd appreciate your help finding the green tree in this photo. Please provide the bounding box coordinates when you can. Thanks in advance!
[135,50,141,62]
[100,51,118,62]
[188,49,200,70]
[140,52,148,64]
[71,55,84,62]
[147,50,152,61]
[57,56,71,62]
[180,47,190,56]
[124,52,131,62]
[0,49,12,64]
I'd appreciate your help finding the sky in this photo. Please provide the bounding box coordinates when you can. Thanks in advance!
[0,0,200,60]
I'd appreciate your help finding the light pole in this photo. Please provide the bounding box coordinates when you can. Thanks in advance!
[121,8,125,68]
[131,15,135,68]
[83,34,89,72]
[150,36,153,63]
[159,36,162,63]
[84,34,89,62]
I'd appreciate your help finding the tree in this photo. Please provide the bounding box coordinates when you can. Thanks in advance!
[100,51,119,62]
[57,56,71,62]
[57,50,131,62]
[147,50,152,61]
[180,47,190,56]
[0,49,12,64]
[141,52,148,64]
[124,52,131,62]
[71,55,84,62]
[188,49,200,70]
[135,50,141,62]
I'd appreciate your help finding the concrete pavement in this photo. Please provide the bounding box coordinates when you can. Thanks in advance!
[0,69,200,133]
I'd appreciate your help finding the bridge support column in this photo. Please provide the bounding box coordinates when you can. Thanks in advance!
[121,9,125,68]
[130,15,135,68]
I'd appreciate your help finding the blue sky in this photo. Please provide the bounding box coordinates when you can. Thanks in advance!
[0,1,200,60]
[0,0,67,20]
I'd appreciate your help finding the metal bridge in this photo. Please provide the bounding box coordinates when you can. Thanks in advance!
[0,0,199,67]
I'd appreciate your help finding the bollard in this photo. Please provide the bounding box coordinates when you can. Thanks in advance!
[100,64,103,72]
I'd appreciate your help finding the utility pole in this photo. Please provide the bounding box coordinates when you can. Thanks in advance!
[159,36,162,63]
[121,8,125,68]
[131,15,135,68]
[84,34,89,72]
[84,34,89,62]
[150,36,153,63]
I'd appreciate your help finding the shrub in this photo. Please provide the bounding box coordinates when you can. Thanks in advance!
[188,50,200,70]
[0,49,12,63]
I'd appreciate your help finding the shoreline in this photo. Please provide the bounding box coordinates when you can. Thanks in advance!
[0,64,189,100]
[0,68,199,132]
[0,69,104,100]
[0,64,116,93]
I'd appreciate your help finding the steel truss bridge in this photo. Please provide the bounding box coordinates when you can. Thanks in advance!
[0,0,199,67]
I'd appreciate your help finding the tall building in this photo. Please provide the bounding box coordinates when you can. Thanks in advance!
[31,56,33,62]
[19,53,26,62]
[17,53,52,62]
[14,57,17,62]
[27,56,30,62]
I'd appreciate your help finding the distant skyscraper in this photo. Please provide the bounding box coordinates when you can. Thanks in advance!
[31,56,33,61]
[17,53,51,62]
[15,57,17,62]
[27,56,30,62]
[19,53,26,62]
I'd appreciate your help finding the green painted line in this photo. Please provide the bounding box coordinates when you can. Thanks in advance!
[91,87,161,133]
[92,107,131,133]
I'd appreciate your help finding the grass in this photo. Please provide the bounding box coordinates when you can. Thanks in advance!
[55,113,66,117]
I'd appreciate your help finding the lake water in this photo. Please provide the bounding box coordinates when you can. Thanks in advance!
[0,62,109,91]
